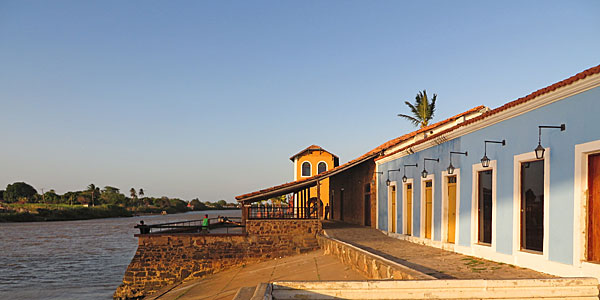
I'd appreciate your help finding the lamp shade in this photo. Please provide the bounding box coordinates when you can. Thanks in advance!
[386,179,391,186]
[402,175,407,183]
[535,144,545,159]
[481,155,490,168]
[447,163,455,175]
[421,169,428,178]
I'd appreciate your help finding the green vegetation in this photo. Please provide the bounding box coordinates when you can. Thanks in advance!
[0,203,132,222]
[0,181,238,222]
[397,90,437,128]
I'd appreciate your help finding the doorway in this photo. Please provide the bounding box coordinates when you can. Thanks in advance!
[340,189,344,221]
[425,180,433,239]
[406,183,413,235]
[364,183,371,226]
[588,153,600,262]
[391,185,397,233]
[447,176,457,244]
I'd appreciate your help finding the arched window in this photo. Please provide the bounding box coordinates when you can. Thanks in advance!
[318,162,327,174]
[301,162,311,177]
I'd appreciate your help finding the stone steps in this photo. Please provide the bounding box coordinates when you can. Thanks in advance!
[246,278,599,299]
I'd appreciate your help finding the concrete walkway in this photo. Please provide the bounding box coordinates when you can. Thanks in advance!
[147,250,366,300]
[323,221,555,280]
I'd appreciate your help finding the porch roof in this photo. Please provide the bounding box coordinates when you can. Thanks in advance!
[236,153,377,204]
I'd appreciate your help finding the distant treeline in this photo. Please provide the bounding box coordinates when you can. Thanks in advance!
[0,182,239,222]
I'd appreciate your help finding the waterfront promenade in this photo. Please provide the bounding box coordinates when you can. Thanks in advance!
[149,221,555,300]
[146,250,365,300]
[322,221,553,280]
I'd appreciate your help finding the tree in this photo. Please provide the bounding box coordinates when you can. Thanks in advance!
[189,198,206,210]
[138,188,144,197]
[0,190,4,201]
[87,184,100,206]
[4,182,37,203]
[397,90,437,128]
[217,200,227,207]
[130,188,137,199]
[101,186,126,206]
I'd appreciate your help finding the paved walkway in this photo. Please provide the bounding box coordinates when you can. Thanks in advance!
[323,221,555,280]
[148,250,366,300]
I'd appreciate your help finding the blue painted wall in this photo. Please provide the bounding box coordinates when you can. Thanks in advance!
[378,86,600,265]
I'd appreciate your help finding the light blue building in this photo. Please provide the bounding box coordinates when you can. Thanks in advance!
[376,65,600,278]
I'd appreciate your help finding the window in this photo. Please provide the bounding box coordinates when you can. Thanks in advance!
[478,170,493,245]
[520,160,544,252]
[318,162,327,174]
[301,162,311,177]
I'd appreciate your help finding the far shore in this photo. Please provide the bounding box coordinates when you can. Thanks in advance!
[0,205,240,223]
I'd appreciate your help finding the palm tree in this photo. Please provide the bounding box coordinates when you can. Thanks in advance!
[397,90,437,128]
[87,184,99,206]
[130,188,137,199]
[139,188,144,197]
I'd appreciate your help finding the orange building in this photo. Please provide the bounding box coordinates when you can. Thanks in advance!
[290,145,339,217]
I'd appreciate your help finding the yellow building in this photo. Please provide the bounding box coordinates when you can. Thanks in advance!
[290,145,339,218]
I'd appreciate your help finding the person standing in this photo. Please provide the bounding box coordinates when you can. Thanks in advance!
[202,214,210,233]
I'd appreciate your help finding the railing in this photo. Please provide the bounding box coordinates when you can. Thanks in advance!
[248,204,318,219]
[135,217,244,235]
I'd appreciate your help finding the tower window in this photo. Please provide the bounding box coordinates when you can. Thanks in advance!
[301,162,311,177]
[318,162,327,174]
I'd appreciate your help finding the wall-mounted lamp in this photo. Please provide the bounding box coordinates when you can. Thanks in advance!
[422,158,439,178]
[481,140,506,168]
[447,151,468,174]
[535,124,565,159]
[402,163,418,183]
[386,169,401,186]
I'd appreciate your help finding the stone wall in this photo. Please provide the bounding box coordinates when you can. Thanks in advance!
[114,219,321,299]
[317,235,434,280]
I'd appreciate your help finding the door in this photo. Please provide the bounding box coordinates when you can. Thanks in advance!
[340,189,344,221]
[588,154,600,262]
[391,185,397,233]
[447,176,457,244]
[478,170,493,244]
[364,183,371,226]
[520,160,544,252]
[406,184,413,235]
[425,181,433,239]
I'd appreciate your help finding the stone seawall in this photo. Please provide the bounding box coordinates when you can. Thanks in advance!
[114,219,321,300]
[317,234,434,280]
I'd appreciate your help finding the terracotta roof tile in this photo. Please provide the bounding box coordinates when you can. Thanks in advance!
[236,105,486,201]
[289,144,339,161]
[376,64,600,161]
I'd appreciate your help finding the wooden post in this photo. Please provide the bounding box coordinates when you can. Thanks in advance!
[317,181,321,219]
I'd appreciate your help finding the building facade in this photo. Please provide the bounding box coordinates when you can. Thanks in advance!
[376,65,600,278]
[290,145,339,217]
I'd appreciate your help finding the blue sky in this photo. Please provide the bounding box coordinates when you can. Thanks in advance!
[1,1,599,201]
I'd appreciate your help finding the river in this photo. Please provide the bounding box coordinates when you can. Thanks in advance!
[0,210,241,300]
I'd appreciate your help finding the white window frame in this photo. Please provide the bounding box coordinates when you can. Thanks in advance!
[301,161,312,177]
[512,150,550,262]
[317,161,328,174]
[574,140,600,276]
[420,174,435,239]
[402,178,415,235]
[441,169,461,245]
[387,181,398,233]
[471,160,497,253]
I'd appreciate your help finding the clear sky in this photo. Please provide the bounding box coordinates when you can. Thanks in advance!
[1,1,599,201]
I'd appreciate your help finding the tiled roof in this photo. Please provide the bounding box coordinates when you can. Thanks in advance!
[376,64,600,161]
[236,106,486,202]
[289,144,339,161]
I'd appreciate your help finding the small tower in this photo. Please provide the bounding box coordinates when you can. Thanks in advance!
[290,145,339,218]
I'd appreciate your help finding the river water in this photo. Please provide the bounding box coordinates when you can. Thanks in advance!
[0,210,241,300]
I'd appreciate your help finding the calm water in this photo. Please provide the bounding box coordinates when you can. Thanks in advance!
[0,210,241,300]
